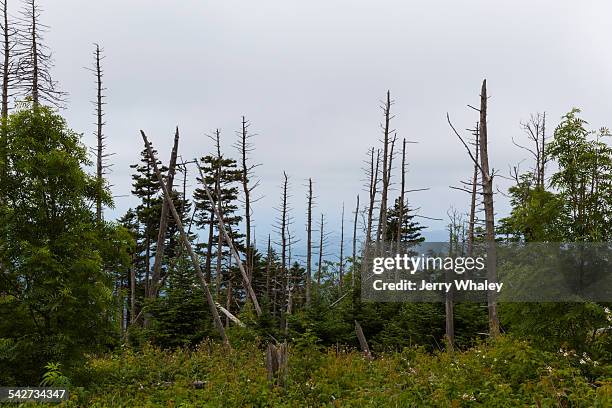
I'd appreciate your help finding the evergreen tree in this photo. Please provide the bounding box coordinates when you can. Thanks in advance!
[385,197,425,244]
[194,153,243,292]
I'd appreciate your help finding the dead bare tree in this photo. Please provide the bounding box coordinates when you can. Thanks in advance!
[447,79,500,337]
[148,127,180,299]
[316,213,330,286]
[1,0,17,119]
[305,178,314,306]
[513,112,548,188]
[140,130,229,346]
[478,80,500,337]
[376,91,395,245]
[273,172,292,323]
[15,0,65,107]
[265,234,272,300]
[365,148,381,247]
[445,208,463,351]
[87,43,110,222]
[235,116,260,281]
[351,194,359,288]
[338,202,345,291]
[396,138,407,246]
[467,123,480,257]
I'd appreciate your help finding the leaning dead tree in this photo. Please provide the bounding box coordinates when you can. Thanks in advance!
[195,161,263,317]
[140,130,229,346]
[148,127,180,299]
[513,112,548,188]
[15,0,65,107]
[447,79,500,337]
[355,320,372,360]
[88,43,109,222]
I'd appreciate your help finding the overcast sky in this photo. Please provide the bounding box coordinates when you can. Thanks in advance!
[29,1,612,251]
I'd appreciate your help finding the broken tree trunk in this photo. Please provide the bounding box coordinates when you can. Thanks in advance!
[266,342,288,389]
[355,320,373,360]
[478,80,500,338]
[149,127,180,299]
[140,130,229,347]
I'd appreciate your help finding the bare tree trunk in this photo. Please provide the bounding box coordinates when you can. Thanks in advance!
[339,203,345,291]
[478,80,500,338]
[149,127,180,299]
[540,112,546,188]
[279,172,288,329]
[467,125,480,257]
[355,320,372,360]
[306,178,313,306]
[214,131,223,295]
[397,139,407,245]
[351,194,359,288]
[93,44,106,223]
[205,209,215,283]
[445,216,456,351]
[317,213,324,285]
[238,116,257,281]
[366,149,380,247]
[29,0,38,106]
[376,91,393,244]
[1,0,10,119]
[140,130,229,346]
[225,256,232,328]
[265,234,271,300]
[130,255,136,325]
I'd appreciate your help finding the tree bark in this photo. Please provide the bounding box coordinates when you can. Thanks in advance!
[478,80,500,338]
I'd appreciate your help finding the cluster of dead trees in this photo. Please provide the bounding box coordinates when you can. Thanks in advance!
[0,1,520,355]
[117,79,517,361]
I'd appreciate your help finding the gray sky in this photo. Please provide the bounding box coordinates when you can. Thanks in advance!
[33,0,612,251]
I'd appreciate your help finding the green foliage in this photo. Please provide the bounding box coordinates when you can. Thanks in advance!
[0,105,130,384]
[32,337,610,407]
[499,108,612,359]
[41,362,71,387]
